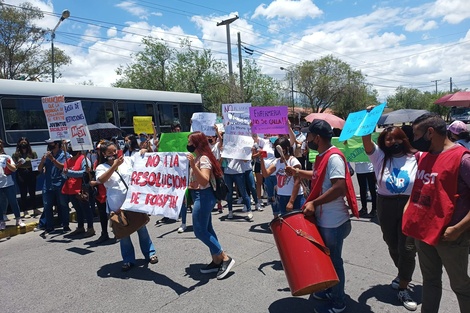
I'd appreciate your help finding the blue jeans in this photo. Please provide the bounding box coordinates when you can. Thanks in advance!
[275,194,305,216]
[224,173,251,212]
[318,220,352,307]
[264,175,277,214]
[120,225,156,264]
[190,188,223,256]
[243,169,258,204]
[65,194,94,229]
[43,188,69,230]
[179,202,187,225]
[0,185,21,219]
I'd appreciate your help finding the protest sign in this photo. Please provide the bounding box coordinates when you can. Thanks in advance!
[339,103,386,141]
[250,106,289,134]
[121,152,188,220]
[133,116,154,135]
[215,123,225,133]
[309,133,381,162]
[159,132,191,152]
[41,95,68,140]
[221,134,253,160]
[31,158,41,172]
[190,112,217,136]
[222,103,251,124]
[63,101,93,151]
[225,111,252,136]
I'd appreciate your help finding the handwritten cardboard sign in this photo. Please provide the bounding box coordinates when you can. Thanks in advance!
[121,152,188,219]
[63,101,93,151]
[190,112,217,136]
[159,132,191,152]
[133,116,154,135]
[225,111,252,136]
[339,103,386,141]
[250,106,289,134]
[222,103,251,125]
[41,95,68,140]
[221,134,253,160]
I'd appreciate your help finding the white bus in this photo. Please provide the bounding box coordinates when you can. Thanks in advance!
[0,79,203,155]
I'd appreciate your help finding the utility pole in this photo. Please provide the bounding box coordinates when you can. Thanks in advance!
[431,79,441,94]
[450,77,453,93]
[51,9,70,83]
[237,32,244,102]
[217,16,239,79]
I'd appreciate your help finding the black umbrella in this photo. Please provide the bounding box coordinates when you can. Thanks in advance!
[87,123,123,141]
[378,109,429,125]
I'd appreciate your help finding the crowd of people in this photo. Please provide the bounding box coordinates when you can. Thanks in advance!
[1,113,469,313]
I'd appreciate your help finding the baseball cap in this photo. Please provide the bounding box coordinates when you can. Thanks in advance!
[45,139,69,144]
[447,120,468,135]
[301,120,334,138]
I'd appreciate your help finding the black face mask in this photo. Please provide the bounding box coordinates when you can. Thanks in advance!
[412,134,432,152]
[20,144,28,149]
[385,143,403,155]
[274,150,281,158]
[208,138,214,145]
[308,141,319,151]
[47,144,56,151]
[187,145,196,153]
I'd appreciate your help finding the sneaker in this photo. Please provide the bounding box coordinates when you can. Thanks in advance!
[398,289,418,311]
[200,261,221,274]
[368,209,377,218]
[68,227,85,236]
[227,211,234,219]
[149,255,159,264]
[257,202,264,211]
[16,218,26,227]
[23,211,32,219]
[177,224,187,233]
[33,209,42,217]
[236,197,243,204]
[312,290,333,301]
[245,211,253,221]
[325,303,346,313]
[121,262,134,272]
[391,276,400,290]
[33,226,45,232]
[358,208,368,217]
[95,234,110,244]
[217,257,235,280]
[63,226,71,232]
[3,215,10,221]
[0,220,5,230]
[83,227,96,238]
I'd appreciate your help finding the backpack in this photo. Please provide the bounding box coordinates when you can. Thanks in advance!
[210,175,229,201]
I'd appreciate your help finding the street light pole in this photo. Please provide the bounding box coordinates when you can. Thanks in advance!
[280,67,295,121]
[217,15,239,80]
[51,9,70,83]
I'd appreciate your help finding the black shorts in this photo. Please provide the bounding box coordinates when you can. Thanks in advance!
[254,162,261,173]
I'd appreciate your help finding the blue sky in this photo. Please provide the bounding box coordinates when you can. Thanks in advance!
[4,0,470,101]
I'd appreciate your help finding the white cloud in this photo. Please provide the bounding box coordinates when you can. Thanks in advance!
[430,0,470,24]
[107,27,117,38]
[405,19,437,32]
[252,0,323,20]
[116,1,152,20]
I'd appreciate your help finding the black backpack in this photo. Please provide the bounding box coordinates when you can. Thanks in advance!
[211,176,229,201]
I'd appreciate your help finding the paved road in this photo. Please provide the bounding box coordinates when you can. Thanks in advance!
[0,197,462,313]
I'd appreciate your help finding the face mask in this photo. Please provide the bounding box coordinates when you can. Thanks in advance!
[107,155,117,162]
[269,137,277,145]
[187,145,196,153]
[293,130,300,136]
[47,144,56,150]
[412,134,432,152]
[20,144,28,149]
[208,138,214,145]
[386,143,403,155]
[124,142,130,149]
[274,150,281,158]
[308,141,319,151]
[140,136,147,142]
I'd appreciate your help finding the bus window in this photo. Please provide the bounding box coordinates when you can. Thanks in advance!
[179,103,202,132]
[117,102,154,135]
[1,97,49,145]
[158,103,179,130]
[67,99,114,125]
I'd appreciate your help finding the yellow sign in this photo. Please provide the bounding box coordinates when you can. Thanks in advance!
[133,116,153,134]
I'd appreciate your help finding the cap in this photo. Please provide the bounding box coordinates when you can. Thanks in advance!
[301,120,333,138]
[45,139,69,144]
[293,125,301,129]
[448,120,468,135]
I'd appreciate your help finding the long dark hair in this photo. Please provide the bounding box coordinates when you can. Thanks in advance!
[377,127,413,179]
[98,141,116,164]
[273,136,293,157]
[188,131,223,178]
[123,134,139,155]
[15,137,34,156]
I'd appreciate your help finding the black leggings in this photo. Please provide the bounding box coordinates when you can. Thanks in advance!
[96,201,108,236]
[356,172,377,210]
[16,169,37,210]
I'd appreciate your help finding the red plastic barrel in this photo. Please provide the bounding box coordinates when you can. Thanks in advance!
[270,211,339,296]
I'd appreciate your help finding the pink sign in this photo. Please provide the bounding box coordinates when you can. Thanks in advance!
[250,106,289,134]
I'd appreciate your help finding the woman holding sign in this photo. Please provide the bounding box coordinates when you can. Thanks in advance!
[187,132,235,280]
[362,121,418,311]
[95,141,158,272]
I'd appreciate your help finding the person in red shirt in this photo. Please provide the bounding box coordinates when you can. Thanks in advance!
[403,113,470,313]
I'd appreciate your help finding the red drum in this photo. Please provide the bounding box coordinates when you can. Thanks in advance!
[269,211,339,296]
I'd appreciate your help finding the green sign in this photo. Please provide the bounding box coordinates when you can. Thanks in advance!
[159,132,191,152]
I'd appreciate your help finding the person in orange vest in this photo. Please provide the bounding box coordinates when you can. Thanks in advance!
[403,113,470,313]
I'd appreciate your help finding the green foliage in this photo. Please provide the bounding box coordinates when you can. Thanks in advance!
[0,2,71,80]
[242,59,283,107]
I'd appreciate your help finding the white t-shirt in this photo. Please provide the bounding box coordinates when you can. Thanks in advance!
[354,162,374,174]
[368,143,417,196]
[96,157,134,213]
[224,158,244,174]
[210,143,221,160]
[315,152,350,228]
[0,155,15,188]
[275,156,304,196]
[189,155,212,190]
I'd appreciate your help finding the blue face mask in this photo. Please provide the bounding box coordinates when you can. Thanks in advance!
[293,130,300,136]
[269,137,278,145]
[140,136,147,142]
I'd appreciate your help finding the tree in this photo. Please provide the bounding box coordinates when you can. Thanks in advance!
[291,55,373,115]
[0,1,71,81]
[241,59,283,107]
[386,87,430,110]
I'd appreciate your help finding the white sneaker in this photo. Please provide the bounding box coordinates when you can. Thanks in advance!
[255,203,263,211]
[227,211,234,219]
[177,224,187,233]
[16,218,26,227]
[398,289,417,311]
[0,220,5,230]
[246,212,253,221]
[236,197,243,204]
